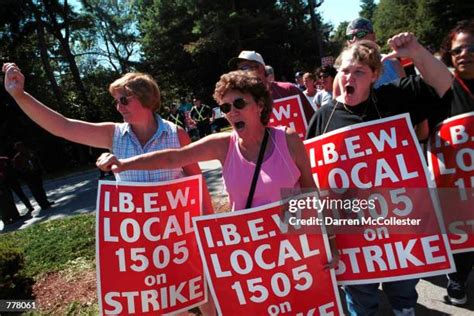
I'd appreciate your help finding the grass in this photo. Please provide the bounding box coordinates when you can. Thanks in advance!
[1,213,96,278]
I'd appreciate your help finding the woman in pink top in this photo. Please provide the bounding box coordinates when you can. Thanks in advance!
[97,70,315,207]
[97,70,339,272]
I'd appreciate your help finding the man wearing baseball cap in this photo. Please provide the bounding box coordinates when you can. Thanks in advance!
[344,17,428,140]
[228,50,314,126]
[345,17,406,87]
[294,71,306,91]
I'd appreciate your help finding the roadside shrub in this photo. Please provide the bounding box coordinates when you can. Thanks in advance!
[0,241,34,299]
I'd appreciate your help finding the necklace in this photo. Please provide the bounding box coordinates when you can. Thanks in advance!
[343,103,356,114]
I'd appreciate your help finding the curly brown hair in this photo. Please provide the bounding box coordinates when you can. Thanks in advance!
[213,70,273,125]
[336,40,382,77]
[440,20,474,67]
[109,72,161,112]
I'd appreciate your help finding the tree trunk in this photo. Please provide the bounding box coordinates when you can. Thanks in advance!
[31,4,65,111]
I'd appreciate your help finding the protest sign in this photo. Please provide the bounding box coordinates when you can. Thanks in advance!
[304,114,454,285]
[96,175,205,315]
[193,200,342,315]
[269,95,308,140]
[427,112,474,253]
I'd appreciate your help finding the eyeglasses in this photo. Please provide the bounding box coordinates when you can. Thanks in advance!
[345,31,370,41]
[450,44,474,56]
[219,98,247,114]
[238,64,260,71]
[319,73,330,79]
[113,95,132,106]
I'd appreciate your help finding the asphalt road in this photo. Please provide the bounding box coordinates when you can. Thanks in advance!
[1,161,473,315]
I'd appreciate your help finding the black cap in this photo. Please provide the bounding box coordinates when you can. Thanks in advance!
[346,17,374,35]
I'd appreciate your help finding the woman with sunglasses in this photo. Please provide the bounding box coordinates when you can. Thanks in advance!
[2,65,216,315]
[432,19,474,306]
[97,70,340,275]
[306,32,452,316]
[2,65,208,184]
[97,70,317,210]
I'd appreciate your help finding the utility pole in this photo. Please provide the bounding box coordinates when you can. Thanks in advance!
[307,0,324,66]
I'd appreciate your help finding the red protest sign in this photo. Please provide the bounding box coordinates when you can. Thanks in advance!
[96,175,206,315]
[427,112,474,253]
[304,114,454,284]
[269,95,308,140]
[193,200,343,316]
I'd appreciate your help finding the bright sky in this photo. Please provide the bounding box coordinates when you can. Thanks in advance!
[318,0,378,29]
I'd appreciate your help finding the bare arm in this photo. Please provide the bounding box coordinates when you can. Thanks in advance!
[285,129,316,189]
[3,63,115,149]
[99,132,230,173]
[177,128,215,215]
[382,33,453,97]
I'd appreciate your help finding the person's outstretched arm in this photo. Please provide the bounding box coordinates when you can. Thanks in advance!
[177,128,215,216]
[382,33,453,97]
[3,63,114,149]
[96,132,229,173]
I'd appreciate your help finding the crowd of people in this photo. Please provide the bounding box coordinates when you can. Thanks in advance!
[2,15,473,315]
[164,96,230,141]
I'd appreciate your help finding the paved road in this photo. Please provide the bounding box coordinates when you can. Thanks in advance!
[1,161,474,315]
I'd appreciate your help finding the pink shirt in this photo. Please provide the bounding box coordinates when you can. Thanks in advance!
[223,127,301,211]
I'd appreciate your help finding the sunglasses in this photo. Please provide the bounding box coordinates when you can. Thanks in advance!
[113,95,132,106]
[319,73,330,79]
[345,31,370,41]
[219,98,247,114]
[238,64,260,71]
[450,44,474,56]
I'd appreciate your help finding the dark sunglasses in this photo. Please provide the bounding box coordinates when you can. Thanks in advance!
[319,73,330,79]
[450,44,474,56]
[113,95,131,106]
[238,64,260,71]
[219,98,247,114]
[345,31,369,41]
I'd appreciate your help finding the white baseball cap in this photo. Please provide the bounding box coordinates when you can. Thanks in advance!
[228,50,265,69]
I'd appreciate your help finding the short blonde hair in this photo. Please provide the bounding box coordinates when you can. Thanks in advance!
[303,72,316,81]
[336,40,382,77]
[109,72,161,111]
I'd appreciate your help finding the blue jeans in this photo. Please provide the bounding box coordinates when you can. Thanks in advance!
[344,279,419,316]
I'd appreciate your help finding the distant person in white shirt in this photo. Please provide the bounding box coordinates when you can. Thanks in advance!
[302,72,318,111]
[314,65,337,110]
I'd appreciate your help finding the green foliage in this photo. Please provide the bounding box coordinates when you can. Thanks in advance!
[137,0,326,102]
[329,21,349,56]
[0,241,34,299]
[359,0,377,21]
[373,0,474,51]
[1,214,96,278]
[372,0,417,50]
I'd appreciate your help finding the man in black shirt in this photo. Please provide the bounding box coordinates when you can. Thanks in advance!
[166,103,186,129]
[190,97,212,138]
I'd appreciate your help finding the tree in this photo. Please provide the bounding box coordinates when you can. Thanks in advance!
[373,0,474,51]
[359,0,377,21]
[80,0,141,74]
[372,0,417,50]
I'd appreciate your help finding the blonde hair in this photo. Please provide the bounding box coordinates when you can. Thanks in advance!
[336,40,382,77]
[109,72,161,111]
